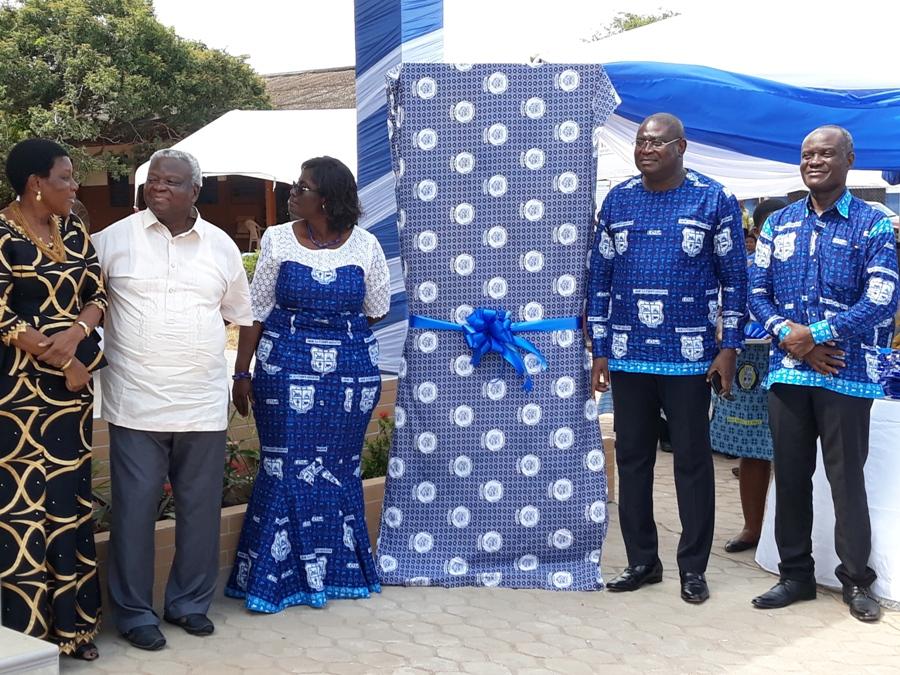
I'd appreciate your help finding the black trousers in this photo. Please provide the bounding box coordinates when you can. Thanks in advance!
[768,384,876,588]
[611,372,715,574]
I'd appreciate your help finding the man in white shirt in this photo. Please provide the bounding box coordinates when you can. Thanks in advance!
[93,149,253,651]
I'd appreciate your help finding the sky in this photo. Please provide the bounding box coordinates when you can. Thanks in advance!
[151,0,721,75]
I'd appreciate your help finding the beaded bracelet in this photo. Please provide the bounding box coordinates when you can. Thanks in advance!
[232,371,252,381]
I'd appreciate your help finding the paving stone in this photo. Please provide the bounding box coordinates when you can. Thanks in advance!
[303,647,357,664]
[541,657,597,674]
[403,656,462,671]
[64,453,899,674]
[272,659,351,674]
[435,646,487,662]
[353,651,408,668]
[485,651,542,669]
[411,631,463,648]
[136,659,192,674]
[461,661,514,675]
[384,641,435,659]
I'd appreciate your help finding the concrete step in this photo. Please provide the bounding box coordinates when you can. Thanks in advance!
[0,627,58,674]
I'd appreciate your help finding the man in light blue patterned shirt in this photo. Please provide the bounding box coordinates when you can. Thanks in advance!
[587,113,748,604]
[749,125,898,623]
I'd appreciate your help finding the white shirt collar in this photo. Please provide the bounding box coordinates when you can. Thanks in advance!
[141,206,206,239]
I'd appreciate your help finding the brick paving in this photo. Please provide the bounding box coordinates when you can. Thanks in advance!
[64,450,900,674]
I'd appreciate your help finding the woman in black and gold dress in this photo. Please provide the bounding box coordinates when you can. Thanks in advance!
[0,139,106,660]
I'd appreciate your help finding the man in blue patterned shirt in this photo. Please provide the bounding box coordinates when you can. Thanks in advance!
[749,126,899,623]
[587,113,748,604]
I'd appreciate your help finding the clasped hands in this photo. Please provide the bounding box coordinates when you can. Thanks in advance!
[780,320,845,376]
[37,325,91,392]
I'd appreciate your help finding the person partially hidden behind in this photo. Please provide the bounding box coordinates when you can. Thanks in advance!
[749,125,899,622]
[587,113,748,604]
[715,198,786,554]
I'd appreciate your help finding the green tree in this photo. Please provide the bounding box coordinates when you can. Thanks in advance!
[584,9,679,42]
[0,0,270,203]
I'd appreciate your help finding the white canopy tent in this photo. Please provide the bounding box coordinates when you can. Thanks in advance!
[134,109,357,198]
[539,3,899,198]
[548,3,899,90]
[596,116,888,201]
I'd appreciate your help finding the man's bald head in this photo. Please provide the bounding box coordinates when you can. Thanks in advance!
[803,125,854,156]
[641,113,685,139]
[634,113,687,190]
[800,125,855,198]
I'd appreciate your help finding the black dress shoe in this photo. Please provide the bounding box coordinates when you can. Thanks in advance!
[164,612,215,636]
[122,624,166,651]
[724,537,758,553]
[752,579,816,609]
[843,586,882,622]
[680,572,709,604]
[606,560,663,592]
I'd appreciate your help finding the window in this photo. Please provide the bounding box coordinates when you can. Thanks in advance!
[108,173,131,208]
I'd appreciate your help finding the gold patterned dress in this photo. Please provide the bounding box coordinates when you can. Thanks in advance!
[0,211,106,652]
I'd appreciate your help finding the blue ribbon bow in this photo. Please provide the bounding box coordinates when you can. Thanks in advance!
[409,308,581,392]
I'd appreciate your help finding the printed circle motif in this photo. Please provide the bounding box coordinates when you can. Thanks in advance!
[415,77,437,99]
[454,254,475,276]
[453,100,475,123]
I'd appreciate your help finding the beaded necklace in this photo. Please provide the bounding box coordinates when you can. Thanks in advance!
[305,220,346,249]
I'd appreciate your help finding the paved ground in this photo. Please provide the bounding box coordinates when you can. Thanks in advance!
[64,450,900,674]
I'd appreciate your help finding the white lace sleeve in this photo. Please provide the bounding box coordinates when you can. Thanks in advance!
[250,227,279,322]
[363,234,391,318]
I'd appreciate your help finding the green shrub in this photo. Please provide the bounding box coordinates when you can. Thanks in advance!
[242,252,260,283]
[361,413,394,479]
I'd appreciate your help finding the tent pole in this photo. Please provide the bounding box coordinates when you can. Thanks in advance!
[265,180,277,226]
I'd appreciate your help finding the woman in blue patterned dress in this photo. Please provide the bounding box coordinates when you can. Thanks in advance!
[226,157,391,613]
[711,199,785,553]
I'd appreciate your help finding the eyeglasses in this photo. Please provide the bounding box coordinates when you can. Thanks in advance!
[291,181,319,195]
[633,137,683,149]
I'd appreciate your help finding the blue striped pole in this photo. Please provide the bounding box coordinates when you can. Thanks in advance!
[355,0,443,374]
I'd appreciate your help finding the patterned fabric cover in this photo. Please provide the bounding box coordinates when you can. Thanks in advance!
[377,63,617,590]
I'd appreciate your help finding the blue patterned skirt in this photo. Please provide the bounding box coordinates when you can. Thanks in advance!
[709,341,773,461]
[225,312,382,612]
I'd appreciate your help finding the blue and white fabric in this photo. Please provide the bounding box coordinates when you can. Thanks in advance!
[377,63,618,591]
[587,171,748,374]
[749,191,900,399]
[354,0,444,374]
[550,7,900,192]
[225,224,390,613]
[709,341,773,461]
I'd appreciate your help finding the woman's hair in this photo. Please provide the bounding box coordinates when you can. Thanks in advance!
[4,139,70,196]
[301,156,362,231]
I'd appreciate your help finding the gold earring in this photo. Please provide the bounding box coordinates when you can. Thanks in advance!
[36,190,42,202]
